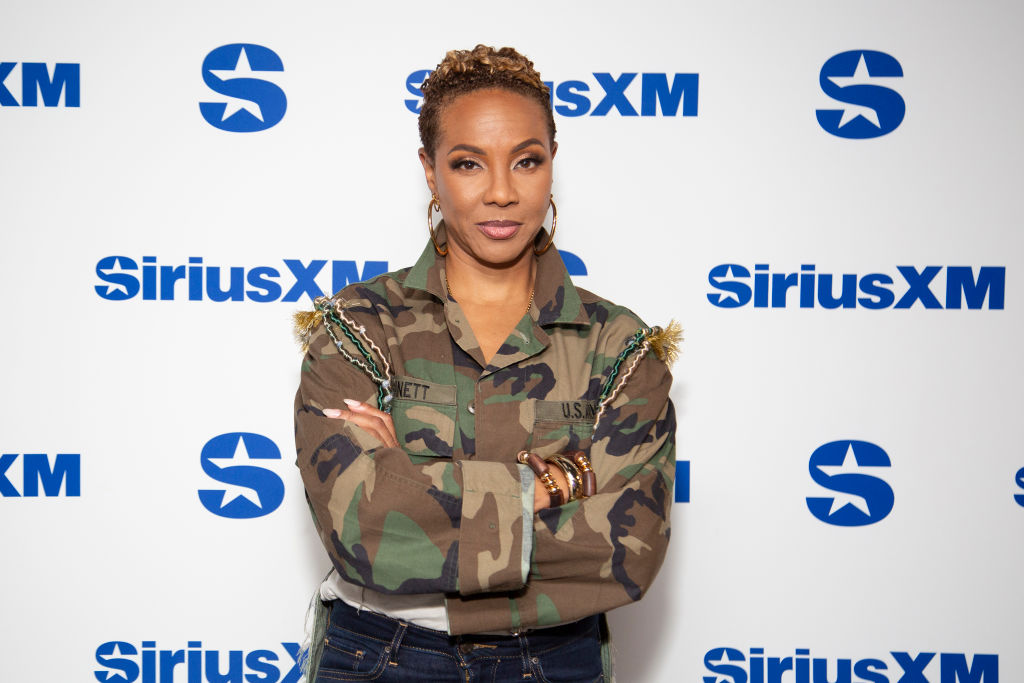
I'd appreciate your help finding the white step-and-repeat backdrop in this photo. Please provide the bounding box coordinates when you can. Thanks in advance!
[2,1,1021,681]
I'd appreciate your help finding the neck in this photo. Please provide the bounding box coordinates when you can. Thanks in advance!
[444,249,537,306]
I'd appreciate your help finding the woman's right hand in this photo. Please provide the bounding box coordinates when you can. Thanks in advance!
[322,399,399,448]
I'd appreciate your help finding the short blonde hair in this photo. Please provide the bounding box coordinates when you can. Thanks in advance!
[418,45,556,158]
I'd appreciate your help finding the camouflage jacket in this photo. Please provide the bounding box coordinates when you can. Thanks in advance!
[294,238,676,635]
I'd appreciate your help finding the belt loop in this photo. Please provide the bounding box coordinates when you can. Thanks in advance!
[385,621,408,667]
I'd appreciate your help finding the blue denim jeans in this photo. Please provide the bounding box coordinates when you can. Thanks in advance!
[315,599,605,682]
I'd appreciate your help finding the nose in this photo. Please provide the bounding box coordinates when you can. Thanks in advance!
[483,165,517,207]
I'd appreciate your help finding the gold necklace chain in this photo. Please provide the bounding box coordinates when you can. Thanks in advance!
[444,269,535,315]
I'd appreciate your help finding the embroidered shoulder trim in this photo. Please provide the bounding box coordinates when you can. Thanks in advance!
[594,320,682,430]
[293,296,395,413]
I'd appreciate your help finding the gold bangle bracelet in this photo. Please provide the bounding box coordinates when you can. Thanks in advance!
[550,456,583,502]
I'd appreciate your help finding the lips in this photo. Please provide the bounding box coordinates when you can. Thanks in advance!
[476,220,522,239]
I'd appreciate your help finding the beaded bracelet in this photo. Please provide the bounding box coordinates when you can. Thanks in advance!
[517,450,563,507]
[565,450,597,497]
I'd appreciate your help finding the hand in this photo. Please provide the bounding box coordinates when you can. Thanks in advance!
[322,399,399,448]
[533,461,569,513]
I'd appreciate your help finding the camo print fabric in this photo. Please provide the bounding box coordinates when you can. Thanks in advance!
[294,236,676,635]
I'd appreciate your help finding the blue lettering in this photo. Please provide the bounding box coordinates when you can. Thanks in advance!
[23,453,80,496]
[245,649,280,683]
[94,642,140,683]
[703,647,747,683]
[0,453,19,496]
[142,256,157,301]
[206,266,246,302]
[188,258,204,301]
[404,68,431,114]
[246,266,282,303]
[555,80,591,116]
[893,651,934,683]
[854,659,888,683]
[158,649,185,681]
[592,73,638,116]
[160,264,187,301]
[206,650,244,683]
[940,653,998,683]
[331,260,389,293]
[95,256,140,301]
[894,266,943,309]
[0,62,18,106]
[282,259,327,302]
[754,265,769,307]
[707,264,751,307]
[945,266,1005,310]
[280,642,303,683]
[818,273,857,309]
[858,273,895,309]
[1014,467,1024,507]
[675,460,689,503]
[640,73,698,116]
[771,272,799,307]
[21,62,80,107]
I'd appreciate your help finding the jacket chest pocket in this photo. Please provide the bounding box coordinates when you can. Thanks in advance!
[390,376,457,458]
[529,399,597,458]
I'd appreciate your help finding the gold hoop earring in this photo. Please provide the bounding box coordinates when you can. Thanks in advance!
[534,195,557,256]
[427,195,448,256]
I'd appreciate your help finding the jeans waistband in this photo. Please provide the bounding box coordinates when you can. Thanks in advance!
[328,597,600,656]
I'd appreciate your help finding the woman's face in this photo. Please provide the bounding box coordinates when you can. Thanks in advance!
[420,88,556,270]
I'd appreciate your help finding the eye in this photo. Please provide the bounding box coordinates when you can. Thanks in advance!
[515,155,544,170]
[450,158,481,171]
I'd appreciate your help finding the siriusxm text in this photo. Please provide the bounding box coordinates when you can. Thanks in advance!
[94,640,300,683]
[0,453,80,497]
[0,61,79,107]
[405,70,698,117]
[94,257,388,303]
[704,647,998,683]
[707,265,1005,310]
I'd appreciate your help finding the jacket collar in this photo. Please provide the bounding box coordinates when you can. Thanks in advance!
[402,223,590,329]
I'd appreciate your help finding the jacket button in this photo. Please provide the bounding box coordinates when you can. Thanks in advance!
[467,402,475,414]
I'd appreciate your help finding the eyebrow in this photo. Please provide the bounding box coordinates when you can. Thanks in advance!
[446,138,545,156]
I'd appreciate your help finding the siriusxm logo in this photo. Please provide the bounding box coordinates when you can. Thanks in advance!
[94,256,388,303]
[0,61,79,107]
[200,43,286,132]
[1014,467,1024,507]
[816,50,905,139]
[704,646,998,683]
[94,640,301,683]
[95,252,588,303]
[405,70,698,117]
[807,440,893,527]
[199,433,285,519]
[707,264,1005,310]
[0,453,80,497]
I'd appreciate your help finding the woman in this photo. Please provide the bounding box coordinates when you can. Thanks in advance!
[294,45,679,683]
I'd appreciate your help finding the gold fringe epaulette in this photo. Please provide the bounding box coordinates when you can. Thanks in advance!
[647,320,683,366]
[293,308,323,352]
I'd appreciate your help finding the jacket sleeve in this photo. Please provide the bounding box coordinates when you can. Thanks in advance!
[295,320,530,596]
[445,320,676,635]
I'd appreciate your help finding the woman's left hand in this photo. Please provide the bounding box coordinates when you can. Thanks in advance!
[322,399,399,448]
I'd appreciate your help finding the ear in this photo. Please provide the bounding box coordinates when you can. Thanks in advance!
[418,147,438,196]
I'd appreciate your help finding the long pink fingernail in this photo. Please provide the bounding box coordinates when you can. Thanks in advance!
[322,408,342,418]
[343,399,361,409]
